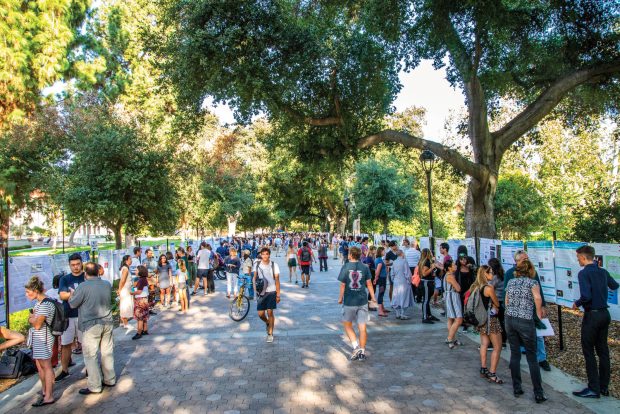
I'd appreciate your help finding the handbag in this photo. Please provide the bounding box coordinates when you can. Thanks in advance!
[411,266,421,287]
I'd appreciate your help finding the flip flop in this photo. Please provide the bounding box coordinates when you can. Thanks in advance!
[32,399,55,407]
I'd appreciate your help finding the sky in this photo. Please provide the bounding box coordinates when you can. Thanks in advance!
[207,59,466,143]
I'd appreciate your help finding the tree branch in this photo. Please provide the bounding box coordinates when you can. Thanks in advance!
[494,59,620,154]
[358,129,486,181]
[271,97,343,126]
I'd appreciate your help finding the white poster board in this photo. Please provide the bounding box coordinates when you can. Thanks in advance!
[501,240,524,271]
[8,256,54,313]
[527,240,556,303]
[554,241,587,307]
[479,238,500,265]
[97,250,115,285]
[419,237,430,251]
[463,238,477,263]
[591,243,620,321]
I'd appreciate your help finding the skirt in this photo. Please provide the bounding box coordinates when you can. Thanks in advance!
[445,291,462,319]
[134,297,150,321]
[288,258,297,267]
[120,288,134,319]
[476,316,502,335]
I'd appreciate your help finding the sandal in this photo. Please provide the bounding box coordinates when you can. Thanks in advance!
[448,340,459,349]
[32,398,55,407]
[480,367,489,378]
[486,372,504,384]
[72,347,82,355]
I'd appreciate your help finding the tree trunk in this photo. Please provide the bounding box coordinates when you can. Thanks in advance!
[0,213,8,246]
[68,227,78,246]
[382,218,389,236]
[464,174,497,238]
[113,225,123,250]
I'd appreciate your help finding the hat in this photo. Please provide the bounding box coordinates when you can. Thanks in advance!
[458,253,467,258]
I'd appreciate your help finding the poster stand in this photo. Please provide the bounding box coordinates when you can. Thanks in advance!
[552,231,564,351]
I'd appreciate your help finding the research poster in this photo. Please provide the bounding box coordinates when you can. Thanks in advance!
[527,240,556,303]
[0,256,6,326]
[463,238,477,263]
[419,237,431,251]
[501,240,524,271]
[591,243,620,321]
[554,241,587,307]
[8,255,54,313]
[97,250,115,285]
[479,238,500,266]
[51,253,71,276]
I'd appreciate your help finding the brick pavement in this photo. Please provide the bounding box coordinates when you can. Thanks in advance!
[0,251,597,413]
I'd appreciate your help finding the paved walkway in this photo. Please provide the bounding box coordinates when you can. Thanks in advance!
[1,251,616,413]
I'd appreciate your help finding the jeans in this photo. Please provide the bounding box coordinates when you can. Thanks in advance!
[376,277,387,305]
[421,279,435,320]
[505,316,543,396]
[206,269,215,292]
[319,257,328,271]
[82,323,116,392]
[519,336,546,362]
[581,309,611,393]
[226,272,236,295]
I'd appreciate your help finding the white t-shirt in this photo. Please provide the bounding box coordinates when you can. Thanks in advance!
[176,269,187,285]
[254,261,280,293]
[196,249,212,270]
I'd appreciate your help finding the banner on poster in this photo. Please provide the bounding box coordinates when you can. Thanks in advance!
[554,241,587,307]
[527,240,556,303]
[501,240,524,271]
[8,255,54,313]
[0,256,6,326]
[591,243,620,321]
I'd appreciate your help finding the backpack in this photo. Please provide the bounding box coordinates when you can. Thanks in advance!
[463,287,488,328]
[255,261,275,297]
[42,298,69,336]
[0,348,37,379]
[300,247,311,262]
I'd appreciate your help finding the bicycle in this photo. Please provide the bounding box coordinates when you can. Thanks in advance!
[229,275,252,321]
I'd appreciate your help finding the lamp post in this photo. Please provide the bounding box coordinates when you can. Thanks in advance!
[343,196,350,236]
[60,206,65,254]
[420,150,436,254]
[322,208,328,234]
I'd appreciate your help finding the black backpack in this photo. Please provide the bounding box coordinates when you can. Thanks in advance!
[300,248,311,262]
[42,298,69,336]
[255,261,275,297]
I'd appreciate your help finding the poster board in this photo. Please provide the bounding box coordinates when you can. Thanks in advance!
[554,241,587,307]
[479,238,500,265]
[591,243,620,321]
[97,250,115,285]
[527,240,556,303]
[501,240,524,271]
[8,256,54,313]
[419,237,431,251]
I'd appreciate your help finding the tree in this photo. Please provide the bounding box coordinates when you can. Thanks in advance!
[0,0,90,126]
[156,0,620,238]
[494,172,550,240]
[61,100,179,248]
[572,187,620,243]
[351,159,417,234]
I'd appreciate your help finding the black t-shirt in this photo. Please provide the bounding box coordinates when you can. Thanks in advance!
[385,250,397,264]
[421,259,435,280]
[457,268,474,298]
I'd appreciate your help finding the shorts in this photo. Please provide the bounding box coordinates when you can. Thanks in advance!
[288,258,297,267]
[257,292,277,311]
[61,317,83,346]
[342,305,369,325]
[300,265,311,275]
[197,269,209,279]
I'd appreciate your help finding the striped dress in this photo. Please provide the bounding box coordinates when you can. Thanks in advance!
[444,275,463,319]
[29,300,55,360]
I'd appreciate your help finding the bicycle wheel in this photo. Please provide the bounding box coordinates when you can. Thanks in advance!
[215,269,226,280]
[229,295,250,321]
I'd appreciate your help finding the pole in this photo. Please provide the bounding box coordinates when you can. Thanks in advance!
[426,171,435,254]
[474,230,480,266]
[552,230,564,351]
[61,209,65,254]
[166,238,169,252]
[345,209,349,236]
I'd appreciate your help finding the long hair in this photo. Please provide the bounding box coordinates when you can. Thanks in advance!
[470,265,490,293]
[119,254,131,271]
[158,254,167,267]
[488,258,504,281]
[418,248,433,269]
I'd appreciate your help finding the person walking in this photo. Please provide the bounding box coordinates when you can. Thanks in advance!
[286,244,298,283]
[338,246,378,361]
[68,263,116,395]
[25,276,55,407]
[418,248,439,324]
[297,241,315,288]
[131,266,151,340]
[118,255,133,328]
[390,250,414,320]
[253,247,281,343]
[175,260,189,313]
[225,248,241,298]
[443,260,463,349]
[241,249,255,299]
[56,253,85,382]
[572,245,619,398]
[472,265,503,384]
[318,238,329,272]
[374,246,389,317]
[505,259,546,403]
[193,242,211,296]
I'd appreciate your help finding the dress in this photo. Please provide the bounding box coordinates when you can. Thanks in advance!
[29,299,55,360]
[119,265,134,319]
[443,274,462,318]
[390,257,414,310]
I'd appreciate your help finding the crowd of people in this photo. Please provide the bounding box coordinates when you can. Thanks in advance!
[0,232,617,407]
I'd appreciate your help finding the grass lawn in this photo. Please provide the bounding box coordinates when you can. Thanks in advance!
[9,238,184,257]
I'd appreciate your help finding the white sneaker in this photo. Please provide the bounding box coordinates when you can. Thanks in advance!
[266,335,274,343]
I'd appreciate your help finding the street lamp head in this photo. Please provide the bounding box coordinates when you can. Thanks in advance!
[420,150,436,173]
[344,196,350,209]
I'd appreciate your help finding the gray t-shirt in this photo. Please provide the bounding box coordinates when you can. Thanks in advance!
[68,277,113,332]
[338,261,371,307]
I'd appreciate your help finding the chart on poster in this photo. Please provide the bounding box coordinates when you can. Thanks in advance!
[500,240,524,271]
[591,243,620,320]
[554,241,587,307]
[527,240,556,303]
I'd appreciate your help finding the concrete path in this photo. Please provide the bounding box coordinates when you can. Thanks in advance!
[1,251,616,413]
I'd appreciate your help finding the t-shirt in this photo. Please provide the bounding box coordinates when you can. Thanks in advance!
[196,249,212,270]
[58,272,85,318]
[69,277,113,332]
[338,261,372,306]
[157,264,172,286]
[129,255,143,275]
[135,277,149,298]
[176,270,187,285]
[421,259,434,280]
[374,257,387,278]
[142,257,158,275]
[404,247,421,268]
[225,257,241,275]
[297,247,312,265]
[254,261,280,293]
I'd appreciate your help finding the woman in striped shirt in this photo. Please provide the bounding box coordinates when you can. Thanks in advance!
[25,276,56,407]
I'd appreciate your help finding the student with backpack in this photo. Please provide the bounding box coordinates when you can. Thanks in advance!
[25,276,56,406]
[253,247,281,343]
[338,246,377,361]
[69,262,116,395]
[297,241,315,288]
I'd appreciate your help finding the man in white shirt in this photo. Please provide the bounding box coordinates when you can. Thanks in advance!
[253,247,281,343]
[403,239,421,274]
[193,242,213,296]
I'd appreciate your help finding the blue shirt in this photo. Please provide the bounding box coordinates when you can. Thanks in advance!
[374,257,387,278]
[59,272,85,318]
[575,263,619,311]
